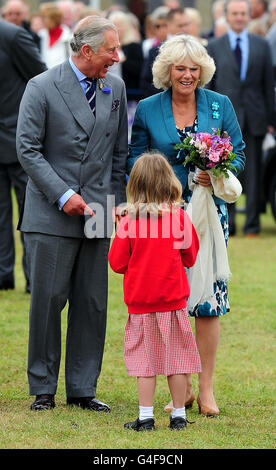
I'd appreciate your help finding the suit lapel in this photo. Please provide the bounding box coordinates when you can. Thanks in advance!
[160,89,181,143]
[222,34,240,77]
[196,88,210,133]
[83,76,113,159]
[245,34,254,80]
[54,60,94,137]
[93,77,113,136]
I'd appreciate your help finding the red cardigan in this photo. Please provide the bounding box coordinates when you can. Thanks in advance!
[108,208,199,314]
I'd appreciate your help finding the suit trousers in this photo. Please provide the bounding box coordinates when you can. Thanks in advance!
[242,129,264,234]
[24,232,110,397]
[228,126,264,234]
[0,162,29,285]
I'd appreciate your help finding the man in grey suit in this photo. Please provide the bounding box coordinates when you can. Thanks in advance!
[16,16,128,411]
[0,20,46,292]
[207,0,275,236]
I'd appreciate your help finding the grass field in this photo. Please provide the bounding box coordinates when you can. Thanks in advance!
[0,197,275,450]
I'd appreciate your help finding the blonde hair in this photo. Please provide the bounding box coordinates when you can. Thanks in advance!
[152,34,216,90]
[40,2,63,27]
[185,7,202,28]
[108,11,138,45]
[126,152,183,216]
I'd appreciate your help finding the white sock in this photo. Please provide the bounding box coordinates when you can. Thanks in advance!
[171,407,186,419]
[139,406,154,421]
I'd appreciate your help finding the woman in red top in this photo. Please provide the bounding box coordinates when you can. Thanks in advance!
[39,3,71,69]
[108,152,201,431]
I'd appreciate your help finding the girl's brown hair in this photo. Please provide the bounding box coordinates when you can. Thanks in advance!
[126,152,183,216]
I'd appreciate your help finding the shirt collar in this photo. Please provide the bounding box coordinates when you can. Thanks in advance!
[69,56,87,82]
[228,28,248,42]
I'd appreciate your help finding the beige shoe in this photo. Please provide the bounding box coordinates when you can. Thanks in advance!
[197,396,220,417]
[163,393,195,413]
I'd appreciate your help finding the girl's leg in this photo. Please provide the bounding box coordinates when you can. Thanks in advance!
[137,376,156,407]
[167,374,187,409]
[124,376,156,430]
[186,374,193,399]
[195,316,220,412]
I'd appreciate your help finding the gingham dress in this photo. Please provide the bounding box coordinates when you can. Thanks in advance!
[124,308,201,377]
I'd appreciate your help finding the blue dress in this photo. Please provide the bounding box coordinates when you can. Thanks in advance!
[177,120,230,318]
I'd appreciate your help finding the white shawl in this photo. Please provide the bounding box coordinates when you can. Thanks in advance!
[186,170,242,311]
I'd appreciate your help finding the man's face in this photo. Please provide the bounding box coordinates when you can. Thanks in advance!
[226,0,250,33]
[269,0,276,23]
[168,12,191,35]
[153,18,168,42]
[88,29,120,79]
[249,0,265,19]
[2,0,27,26]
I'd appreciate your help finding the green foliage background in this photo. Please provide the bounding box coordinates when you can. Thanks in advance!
[0,196,275,449]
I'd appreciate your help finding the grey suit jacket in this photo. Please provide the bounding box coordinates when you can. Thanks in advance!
[206,33,275,136]
[16,60,128,238]
[0,20,46,164]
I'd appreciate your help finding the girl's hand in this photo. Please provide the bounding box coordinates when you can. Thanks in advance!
[113,207,128,230]
[196,170,211,187]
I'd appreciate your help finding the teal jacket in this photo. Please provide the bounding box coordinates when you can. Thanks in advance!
[127,87,246,205]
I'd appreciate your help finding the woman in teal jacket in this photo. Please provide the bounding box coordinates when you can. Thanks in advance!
[127,34,245,418]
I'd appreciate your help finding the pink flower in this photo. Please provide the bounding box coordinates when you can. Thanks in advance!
[209,151,220,163]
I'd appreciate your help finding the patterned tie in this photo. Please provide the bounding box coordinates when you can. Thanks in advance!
[85,78,96,114]
[234,37,242,77]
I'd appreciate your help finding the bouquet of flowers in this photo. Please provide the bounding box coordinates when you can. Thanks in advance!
[175,129,237,178]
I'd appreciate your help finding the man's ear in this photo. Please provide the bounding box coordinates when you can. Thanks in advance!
[81,44,94,61]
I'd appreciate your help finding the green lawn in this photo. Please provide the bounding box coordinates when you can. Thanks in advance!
[0,198,275,449]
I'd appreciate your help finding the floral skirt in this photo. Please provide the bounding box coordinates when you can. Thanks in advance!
[189,203,230,318]
[124,309,201,377]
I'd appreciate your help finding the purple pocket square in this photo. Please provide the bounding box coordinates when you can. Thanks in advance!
[111,99,120,111]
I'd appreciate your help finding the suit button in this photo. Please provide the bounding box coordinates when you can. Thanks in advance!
[75,136,80,141]
[99,182,103,186]
[106,133,110,137]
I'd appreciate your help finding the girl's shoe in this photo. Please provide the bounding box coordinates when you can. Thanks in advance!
[169,416,187,430]
[197,396,220,417]
[164,392,195,413]
[124,417,155,431]
[169,417,195,430]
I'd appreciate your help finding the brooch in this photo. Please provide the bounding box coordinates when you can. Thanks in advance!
[211,101,220,119]
[99,80,111,94]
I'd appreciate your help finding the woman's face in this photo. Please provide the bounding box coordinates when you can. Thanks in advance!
[112,19,126,42]
[42,14,56,30]
[170,57,201,97]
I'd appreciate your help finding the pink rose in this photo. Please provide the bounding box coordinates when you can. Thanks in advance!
[209,151,220,162]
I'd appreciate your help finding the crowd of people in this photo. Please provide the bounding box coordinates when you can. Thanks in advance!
[2,0,276,88]
[0,0,275,431]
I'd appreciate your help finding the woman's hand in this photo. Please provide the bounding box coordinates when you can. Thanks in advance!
[196,170,212,187]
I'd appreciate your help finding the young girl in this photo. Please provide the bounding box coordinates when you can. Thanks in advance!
[108,152,201,431]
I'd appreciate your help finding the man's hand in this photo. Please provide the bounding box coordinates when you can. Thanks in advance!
[62,193,94,216]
